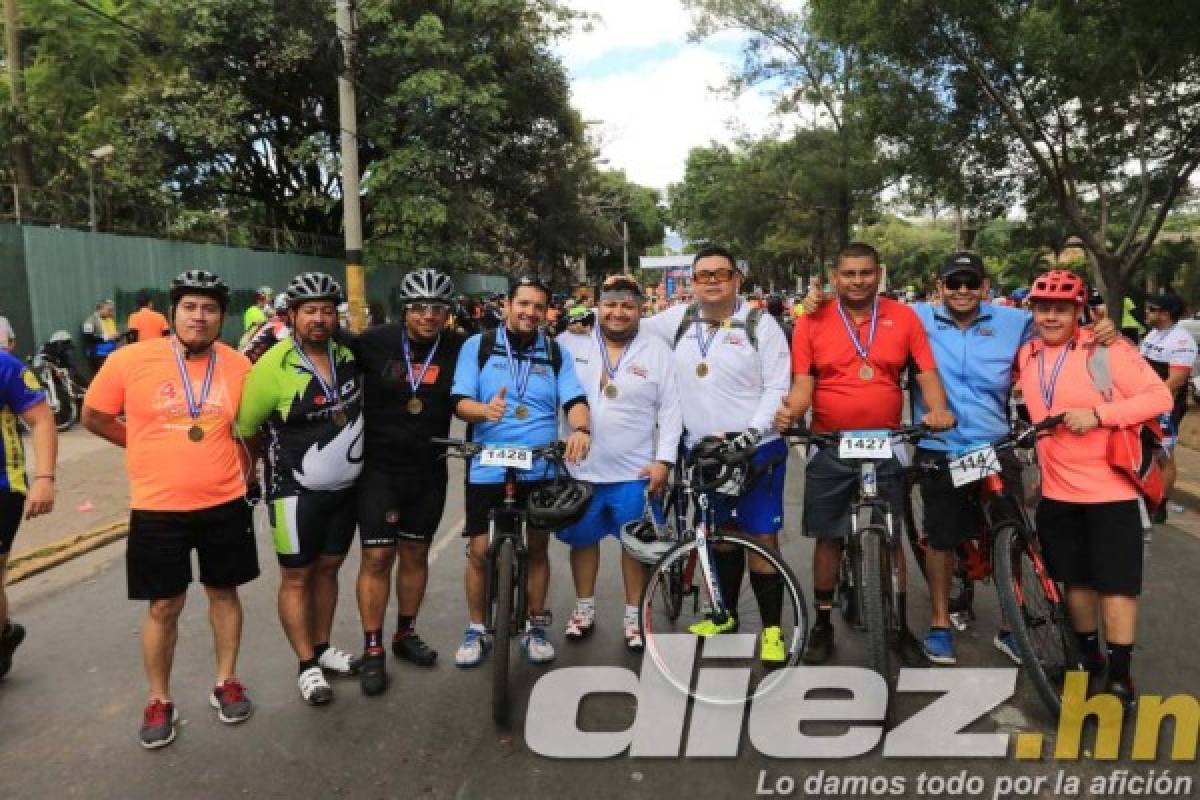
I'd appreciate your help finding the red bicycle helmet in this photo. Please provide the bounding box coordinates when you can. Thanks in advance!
[1028,270,1086,304]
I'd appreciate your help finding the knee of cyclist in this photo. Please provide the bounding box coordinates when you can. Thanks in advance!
[360,551,394,577]
[464,540,488,570]
[148,595,186,623]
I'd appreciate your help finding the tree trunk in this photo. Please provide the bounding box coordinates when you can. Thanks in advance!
[1087,249,1126,327]
[3,0,35,188]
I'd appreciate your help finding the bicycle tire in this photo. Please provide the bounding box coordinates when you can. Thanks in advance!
[491,537,515,726]
[993,524,1078,719]
[903,476,930,582]
[838,535,865,630]
[660,559,685,622]
[640,533,808,704]
[860,520,892,685]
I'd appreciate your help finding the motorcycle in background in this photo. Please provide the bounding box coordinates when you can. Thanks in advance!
[27,331,88,431]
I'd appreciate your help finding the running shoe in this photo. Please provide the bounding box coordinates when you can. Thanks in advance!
[210,678,253,724]
[454,628,490,668]
[519,626,556,664]
[687,613,738,637]
[0,622,25,679]
[297,666,333,706]
[564,606,596,640]
[623,617,644,652]
[760,626,786,666]
[139,699,178,750]
[922,628,957,665]
[318,646,361,677]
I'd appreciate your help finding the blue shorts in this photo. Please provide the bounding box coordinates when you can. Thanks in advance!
[709,437,787,536]
[556,479,657,548]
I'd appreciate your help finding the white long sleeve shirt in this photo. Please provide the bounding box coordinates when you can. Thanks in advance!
[642,302,791,447]
[557,328,683,483]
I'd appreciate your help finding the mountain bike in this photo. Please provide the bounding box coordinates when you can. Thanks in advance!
[432,437,567,726]
[908,414,1077,717]
[638,436,807,703]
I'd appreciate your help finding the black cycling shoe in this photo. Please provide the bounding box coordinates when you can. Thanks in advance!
[0,622,25,679]
[392,631,438,667]
[802,622,835,665]
[360,649,388,696]
[1104,676,1137,711]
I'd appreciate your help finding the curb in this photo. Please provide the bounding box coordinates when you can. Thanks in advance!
[1173,479,1200,513]
[4,521,128,587]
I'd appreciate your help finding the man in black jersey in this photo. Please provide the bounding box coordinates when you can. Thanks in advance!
[352,269,463,695]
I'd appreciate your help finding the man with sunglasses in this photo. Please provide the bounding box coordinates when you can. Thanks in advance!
[1139,292,1196,524]
[555,275,682,650]
[642,246,794,666]
[352,268,465,695]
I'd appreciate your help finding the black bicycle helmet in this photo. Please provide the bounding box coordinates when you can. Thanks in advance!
[527,478,593,528]
[170,269,231,311]
[400,268,455,304]
[286,272,343,307]
[687,435,753,494]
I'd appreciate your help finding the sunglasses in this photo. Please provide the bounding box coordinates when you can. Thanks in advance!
[407,302,449,315]
[693,268,737,284]
[1145,305,1163,313]
[944,275,983,291]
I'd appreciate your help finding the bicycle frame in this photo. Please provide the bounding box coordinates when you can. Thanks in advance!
[484,467,530,636]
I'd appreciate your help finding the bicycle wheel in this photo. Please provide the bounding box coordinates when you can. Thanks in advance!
[837,536,865,630]
[491,538,515,726]
[659,558,685,623]
[640,533,807,703]
[993,524,1078,718]
[859,523,892,685]
[903,475,930,582]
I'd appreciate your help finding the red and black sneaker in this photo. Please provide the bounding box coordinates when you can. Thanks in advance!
[210,678,253,724]
[140,699,178,749]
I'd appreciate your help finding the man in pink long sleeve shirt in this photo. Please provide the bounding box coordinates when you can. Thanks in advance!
[1016,270,1172,710]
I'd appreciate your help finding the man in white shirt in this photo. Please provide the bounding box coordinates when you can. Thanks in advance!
[641,246,793,665]
[557,275,683,650]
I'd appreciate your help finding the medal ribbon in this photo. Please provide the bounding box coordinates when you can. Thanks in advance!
[171,339,217,423]
[835,296,879,364]
[402,329,440,396]
[595,327,632,388]
[499,327,535,399]
[292,337,340,409]
[1036,343,1071,410]
[693,298,742,361]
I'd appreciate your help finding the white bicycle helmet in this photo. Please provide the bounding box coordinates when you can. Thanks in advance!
[170,269,231,310]
[619,491,676,566]
[285,272,343,307]
[400,268,455,304]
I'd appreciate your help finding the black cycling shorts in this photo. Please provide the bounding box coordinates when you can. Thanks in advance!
[127,498,259,600]
[914,447,1024,551]
[463,480,553,537]
[269,487,357,568]
[0,489,23,556]
[1035,497,1145,596]
[802,446,906,539]
[358,468,448,547]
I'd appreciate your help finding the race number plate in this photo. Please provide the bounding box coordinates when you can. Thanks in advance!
[839,430,893,460]
[479,445,534,470]
[948,445,1001,488]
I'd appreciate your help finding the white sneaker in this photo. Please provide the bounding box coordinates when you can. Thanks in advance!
[564,606,596,640]
[624,617,644,652]
[519,626,556,664]
[455,628,490,668]
[297,666,333,705]
[318,646,361,676]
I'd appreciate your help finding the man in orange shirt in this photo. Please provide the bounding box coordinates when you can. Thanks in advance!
[125,290,170,343]
[777,242,955,665]
[83,269,258,750]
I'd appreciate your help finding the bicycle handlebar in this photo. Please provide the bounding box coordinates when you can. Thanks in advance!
[779,423,933,449]
[906,413,1064,476]
[429,437,567,461]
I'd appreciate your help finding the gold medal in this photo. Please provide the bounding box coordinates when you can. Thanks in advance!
[188,424,204,442]
[859,364,874,381]
[332,409,348,427]
[696,362,709,378]
[406,396,424,415]
[603,383,619,400]
[514,404,530,420]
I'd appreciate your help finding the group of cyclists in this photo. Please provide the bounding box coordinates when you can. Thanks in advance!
[0,240,1181,752]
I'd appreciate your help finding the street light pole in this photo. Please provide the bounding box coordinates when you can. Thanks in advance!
[87,144,114,233]
[335,0,366,332]
[622,219,629,276]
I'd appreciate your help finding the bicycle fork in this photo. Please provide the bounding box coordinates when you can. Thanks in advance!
[693,494,733,625]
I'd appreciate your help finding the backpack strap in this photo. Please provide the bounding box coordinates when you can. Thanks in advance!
[477,327,561,375]
[1086,342,1114,403]
[672,303,702,350]
[672,302,762,352]
[744,307,762,352]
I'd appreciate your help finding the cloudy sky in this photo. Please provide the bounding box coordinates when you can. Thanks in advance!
[558,0,788,191]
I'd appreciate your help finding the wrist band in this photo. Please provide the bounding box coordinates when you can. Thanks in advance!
[574,427,591,435]
[34,474,55,480]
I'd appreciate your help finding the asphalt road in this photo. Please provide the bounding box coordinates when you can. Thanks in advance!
[3,440,1199,799]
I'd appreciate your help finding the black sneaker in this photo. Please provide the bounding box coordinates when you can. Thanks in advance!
[802,622,835,664]
[0,622,26,679]
[361,648,388,696]
[140,699,178,749]
[209,679,253,724]
[1104,676,1137,711]
[392,630,438,667]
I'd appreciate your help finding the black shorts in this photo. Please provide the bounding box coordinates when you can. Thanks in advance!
[126,498,260,600]
[269,488,357,568]
[914,447,1024,551]
[1035,497,1145,596]
[358,468,448,547]
[464,480,553,537]
[802,446,906,539]
[0,490,23,556]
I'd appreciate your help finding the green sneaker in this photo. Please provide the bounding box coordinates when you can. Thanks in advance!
[688,613,738,637]
[760,626,786,666]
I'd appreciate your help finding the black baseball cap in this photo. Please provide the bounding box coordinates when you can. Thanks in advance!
[1146,292,1185,320]
[940,251,986,279]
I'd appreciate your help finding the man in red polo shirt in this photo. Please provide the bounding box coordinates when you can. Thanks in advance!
[777,242,954,664]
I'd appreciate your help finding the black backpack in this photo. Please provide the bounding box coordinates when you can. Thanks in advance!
[476,328,563,375]
[671,303,764,351]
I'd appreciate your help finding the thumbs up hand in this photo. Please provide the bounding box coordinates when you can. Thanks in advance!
[484,385,508,422]
[803,275,825,314]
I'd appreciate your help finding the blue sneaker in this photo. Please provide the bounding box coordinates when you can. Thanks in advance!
[993,631,1022,665]
[454,628,490,668]
[518,626,556,665]
[922,628,957,665]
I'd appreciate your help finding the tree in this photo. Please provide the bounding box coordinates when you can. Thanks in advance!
[810,0,1200,316]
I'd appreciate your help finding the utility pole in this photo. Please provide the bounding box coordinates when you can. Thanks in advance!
[622,219,630,275]
[335,0,366,332]
[3,0,35,188]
